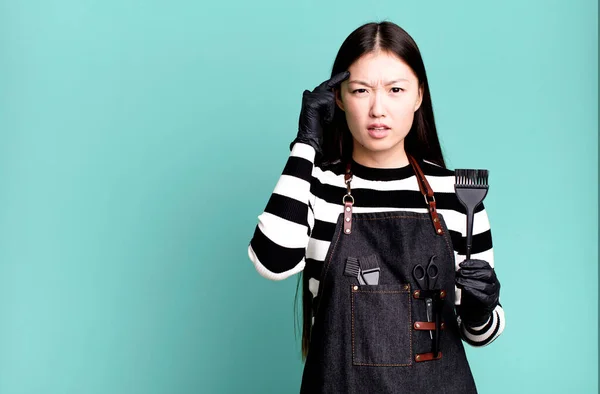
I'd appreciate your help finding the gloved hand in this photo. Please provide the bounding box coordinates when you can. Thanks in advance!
[289,71,350,155]
[455,259,501,326]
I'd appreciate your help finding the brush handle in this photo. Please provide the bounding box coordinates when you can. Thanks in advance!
[465,206,475,260]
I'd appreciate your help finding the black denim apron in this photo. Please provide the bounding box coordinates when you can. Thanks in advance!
[300,156,477,394]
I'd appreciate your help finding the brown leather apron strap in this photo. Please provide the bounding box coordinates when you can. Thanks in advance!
[407,155,444,236]
[343,163,354,235]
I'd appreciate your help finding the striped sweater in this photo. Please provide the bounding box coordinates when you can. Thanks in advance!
[248,142,505,346]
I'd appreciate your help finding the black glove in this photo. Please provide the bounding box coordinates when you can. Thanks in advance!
[289,71,350,155]
[455,259,501,326]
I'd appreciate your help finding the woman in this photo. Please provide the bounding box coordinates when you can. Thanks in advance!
[248,21,504,393]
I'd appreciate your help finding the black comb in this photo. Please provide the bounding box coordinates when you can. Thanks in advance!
[454,169,489,259]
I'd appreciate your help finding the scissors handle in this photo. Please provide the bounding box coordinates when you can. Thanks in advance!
[413,255,440,290]
[412,264,428,290]
[425,256,439,289]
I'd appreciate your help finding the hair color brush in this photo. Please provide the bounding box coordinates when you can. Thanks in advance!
[344,257,365,285]
[344,256,381,285]
[358,254,380,285]
[454,169,489,260]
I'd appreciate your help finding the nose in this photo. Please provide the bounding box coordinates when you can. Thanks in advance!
[369,90,385,118]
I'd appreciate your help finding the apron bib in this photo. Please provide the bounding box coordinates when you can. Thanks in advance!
[300,156,478,394]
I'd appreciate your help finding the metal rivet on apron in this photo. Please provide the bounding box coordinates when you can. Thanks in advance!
[413,290,420,298]
[437,229,442,234]
[441,323,446,329]
[353,286,358,291]
[345,217,350,222]
[345,229,350,233]
[345,206,351,212]
[403,284,409,291]
[415,355,421,361]
[440,290,446,298]
[415,323,421,329]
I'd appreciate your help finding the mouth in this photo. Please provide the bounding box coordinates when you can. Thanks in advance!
[367,125,391,139]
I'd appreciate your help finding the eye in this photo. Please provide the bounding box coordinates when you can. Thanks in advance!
[352,89,368,94]
[391,87,404,93]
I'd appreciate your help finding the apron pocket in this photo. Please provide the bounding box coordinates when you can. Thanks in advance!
[351,284,412,367]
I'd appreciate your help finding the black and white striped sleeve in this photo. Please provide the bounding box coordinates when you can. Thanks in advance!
[453,203,506,346]
[247,142,316,281]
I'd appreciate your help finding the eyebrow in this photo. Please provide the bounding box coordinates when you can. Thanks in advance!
[348,79,410,87]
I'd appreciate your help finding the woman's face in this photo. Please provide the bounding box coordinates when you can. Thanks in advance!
[336,50,423,163]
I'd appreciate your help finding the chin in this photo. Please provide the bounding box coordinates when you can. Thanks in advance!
[360,138,401,152]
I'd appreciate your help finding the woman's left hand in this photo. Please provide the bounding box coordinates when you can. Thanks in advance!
[455,259,501,326]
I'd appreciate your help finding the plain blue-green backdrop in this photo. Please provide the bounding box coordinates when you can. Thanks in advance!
[1,0,597,393]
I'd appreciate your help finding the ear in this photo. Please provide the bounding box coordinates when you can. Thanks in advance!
[335,87,345,111]
[414,85,423,112]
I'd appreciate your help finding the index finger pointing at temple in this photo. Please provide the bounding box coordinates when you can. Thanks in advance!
[327,71,350,89]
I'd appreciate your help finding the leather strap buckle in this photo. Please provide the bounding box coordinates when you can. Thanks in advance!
[423,194,436,206]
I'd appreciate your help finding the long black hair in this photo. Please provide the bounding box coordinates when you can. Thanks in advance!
[296,21,447,359]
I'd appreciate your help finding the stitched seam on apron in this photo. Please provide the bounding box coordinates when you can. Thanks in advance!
[315,216,344,315]
[437,216,455,265]
[351,287,355,364]
[409,289,412,365]
[353,363,412,367]
[353,215,427,221]
[441,231,454,263]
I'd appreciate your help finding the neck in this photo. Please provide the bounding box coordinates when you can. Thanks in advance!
[351,141,409,169]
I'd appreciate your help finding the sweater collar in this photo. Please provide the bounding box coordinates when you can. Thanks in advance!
[349,157,417,181]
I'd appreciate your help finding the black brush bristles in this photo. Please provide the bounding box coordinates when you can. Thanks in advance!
[455,169,489,188]
[344,257,365,285]
[454,169,490,259]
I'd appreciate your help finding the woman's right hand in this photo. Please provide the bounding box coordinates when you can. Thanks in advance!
[290,71,350,155]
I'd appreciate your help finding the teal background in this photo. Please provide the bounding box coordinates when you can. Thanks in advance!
[1,0,597,393]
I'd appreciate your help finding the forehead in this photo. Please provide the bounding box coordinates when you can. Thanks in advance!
[348,50,417,82]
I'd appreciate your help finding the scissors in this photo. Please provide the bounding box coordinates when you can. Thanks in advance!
[412,255,439,339]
